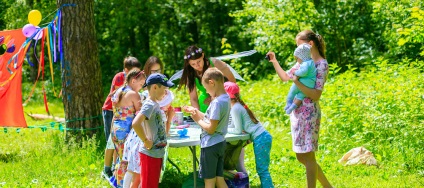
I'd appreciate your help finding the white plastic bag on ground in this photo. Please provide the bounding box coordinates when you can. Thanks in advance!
[338,146,378,166]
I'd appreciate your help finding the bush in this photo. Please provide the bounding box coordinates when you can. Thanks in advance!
[321,58,424,171]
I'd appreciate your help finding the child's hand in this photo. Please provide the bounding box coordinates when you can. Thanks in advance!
[183,106,196,114]
[167,106,175,118]
[144,139,153,150]
[292,75,299,81]
[190,111,202,122]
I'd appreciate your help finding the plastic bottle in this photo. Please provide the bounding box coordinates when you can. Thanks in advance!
[174,107,184,125]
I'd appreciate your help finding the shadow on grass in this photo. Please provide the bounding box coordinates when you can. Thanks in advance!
[0,152,19,163]
[160,168,186,188]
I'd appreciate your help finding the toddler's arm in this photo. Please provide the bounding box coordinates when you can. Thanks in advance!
[293,77,322,101]
[294,62,310,77]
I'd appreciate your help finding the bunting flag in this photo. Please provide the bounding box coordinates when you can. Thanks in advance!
[0,6,68,128]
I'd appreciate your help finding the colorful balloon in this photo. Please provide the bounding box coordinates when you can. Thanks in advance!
[28,10,42,26]
[0,36,4,45]
[22,24,36,37]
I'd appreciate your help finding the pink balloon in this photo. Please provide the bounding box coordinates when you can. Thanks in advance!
[34,27,43,40]
[22,24,36,37]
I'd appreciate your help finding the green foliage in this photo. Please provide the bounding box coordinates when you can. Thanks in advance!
[220,38,263,81]
[371,0,424,65]
[321,58,424,172]
[21,80,62,107]
[94,0,247,92]
[2,0,56,30]
[313,1,377,69]
[233,0,424,73]
[231,0,384,71]
[1,0,249,95]
[231,0,316,75]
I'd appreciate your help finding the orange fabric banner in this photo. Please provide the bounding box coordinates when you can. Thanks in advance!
[0,29,30,127]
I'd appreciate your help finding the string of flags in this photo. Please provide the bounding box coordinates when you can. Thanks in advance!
[2,114,103,133]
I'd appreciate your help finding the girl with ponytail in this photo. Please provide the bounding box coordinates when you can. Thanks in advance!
[224,82,274,188]
[110,69,146,187]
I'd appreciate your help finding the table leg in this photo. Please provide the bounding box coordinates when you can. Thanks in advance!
[167,158,181,174]
[189,146,199,165]
[190,146,197,188]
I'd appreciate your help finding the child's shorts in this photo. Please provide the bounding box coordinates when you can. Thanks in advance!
[199,141,226,179]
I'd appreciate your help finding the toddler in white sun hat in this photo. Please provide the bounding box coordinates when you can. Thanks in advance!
[285,43,317,114]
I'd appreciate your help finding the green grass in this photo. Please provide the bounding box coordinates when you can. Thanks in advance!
[1,63,424,187]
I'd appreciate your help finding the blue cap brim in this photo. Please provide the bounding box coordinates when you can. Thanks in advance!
[162,80,175,88]
[143,81,174,88]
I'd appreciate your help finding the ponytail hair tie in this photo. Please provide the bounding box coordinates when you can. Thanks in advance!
[243,105,248,109]
[135,70,145,78]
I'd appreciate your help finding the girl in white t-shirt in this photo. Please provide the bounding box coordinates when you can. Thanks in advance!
[224,82,274,188]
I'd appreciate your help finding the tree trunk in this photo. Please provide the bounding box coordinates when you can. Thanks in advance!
[57,0,103,138]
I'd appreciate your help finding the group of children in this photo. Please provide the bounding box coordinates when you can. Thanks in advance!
[101,56,176,188]
[100,37,321,188]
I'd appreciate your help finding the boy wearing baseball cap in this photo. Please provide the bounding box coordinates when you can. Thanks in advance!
[131,73,174,188]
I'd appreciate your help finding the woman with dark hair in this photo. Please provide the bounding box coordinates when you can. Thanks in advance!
[179,45,236,112]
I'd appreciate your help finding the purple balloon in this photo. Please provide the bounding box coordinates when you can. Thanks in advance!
[0,36,3,44]
[22,24,37,38]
